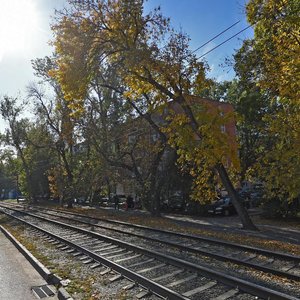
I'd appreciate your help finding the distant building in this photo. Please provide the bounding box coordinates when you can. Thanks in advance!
[113,96,238,198]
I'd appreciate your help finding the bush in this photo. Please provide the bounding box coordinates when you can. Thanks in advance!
[261,196,300,218]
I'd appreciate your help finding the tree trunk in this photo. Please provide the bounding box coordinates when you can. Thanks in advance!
[67,199,73,208]
[173,96,258,231]
[151,187,162,217]
[216,163,258,231]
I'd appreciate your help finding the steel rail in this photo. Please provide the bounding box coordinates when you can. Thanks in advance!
[24,206,300,281]
[27,205,300,261]
[0,209,188,300]
[1,206,298,300]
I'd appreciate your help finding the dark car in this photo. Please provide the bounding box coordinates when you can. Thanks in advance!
[74,197,90,206]
[162,195,185,211]
[207,197,236,216]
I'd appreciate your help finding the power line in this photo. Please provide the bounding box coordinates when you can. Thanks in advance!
[198,24,252,59]
[191,20,241,55]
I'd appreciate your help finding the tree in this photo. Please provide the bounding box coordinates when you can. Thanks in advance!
[50,0,257,229]
[246,0,300,104]
[81,67,172,214]
[28,57,97,207]
[0,97,36,201]
[201,78,271,184]
[244,0,300,213]
[0,148,19,199]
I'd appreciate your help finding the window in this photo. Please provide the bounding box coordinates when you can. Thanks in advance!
[220,125,226,133]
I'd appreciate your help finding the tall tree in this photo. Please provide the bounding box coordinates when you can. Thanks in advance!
[244,0,300,209]
[0,148,19,198]
[50,0,257,229]
[0,97,36,201]
[201,78,271,183]
[28,57,95,207]
[80,64,172,214]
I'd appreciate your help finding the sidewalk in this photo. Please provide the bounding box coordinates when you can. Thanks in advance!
[0,230,58,300]
[162,211,300,245]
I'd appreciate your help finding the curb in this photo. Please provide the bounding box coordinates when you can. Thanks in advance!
[0,225,73,300]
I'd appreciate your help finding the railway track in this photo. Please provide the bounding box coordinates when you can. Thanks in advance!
[14,204,300,281]
[0,204,299,299]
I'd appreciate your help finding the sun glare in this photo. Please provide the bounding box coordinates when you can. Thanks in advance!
[0,0,39,61]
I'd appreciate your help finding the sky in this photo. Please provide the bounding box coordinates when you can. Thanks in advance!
[0,0,253,131]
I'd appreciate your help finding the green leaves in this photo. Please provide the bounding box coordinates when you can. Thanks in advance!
[242,0,300,208]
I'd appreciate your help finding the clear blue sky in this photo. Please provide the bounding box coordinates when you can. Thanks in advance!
[0,0,252,130]
[144,0,252,81]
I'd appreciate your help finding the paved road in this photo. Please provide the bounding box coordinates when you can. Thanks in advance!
[0,231,58,300]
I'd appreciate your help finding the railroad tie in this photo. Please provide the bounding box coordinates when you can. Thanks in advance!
[122,282,136,290]
[79,255,89,261]
[114,254,142,263]
[152,269,184,281]
[124,257,154,267]
[260,258,274,265]
[109,274,123,282]
[100,268,111,276]
[280,263,296,272]
[57,244,68,250]
[50,241,60,245]
[66,248,76,253]
[105,250,130,260]
[60,246,70,251]
[137,263,166,274]
[213,288,239,300]
[242,253,257,262]
[167,273,197,287]
[90,262,101,269]
[94,245,118,252]
[182,281,217,297]
[82,258,94,264]
[136,289,152,299]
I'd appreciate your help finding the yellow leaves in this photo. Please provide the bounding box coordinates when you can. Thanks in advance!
[49,1,242,204]
[247,0,300,104]
[164,98,240,202]
[251,103,300,202]
[244,0,300,203]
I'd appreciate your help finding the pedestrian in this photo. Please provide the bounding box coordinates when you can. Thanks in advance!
[113,194,120,210]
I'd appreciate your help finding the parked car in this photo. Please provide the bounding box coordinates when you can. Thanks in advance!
[102,194,127,208]
[74,197,90,206]
[101,196,113,207]
[162,195,185,211]
[250,184,264,206]
[207,197,236,216]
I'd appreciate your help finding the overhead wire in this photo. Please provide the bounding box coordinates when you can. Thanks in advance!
[191,20,241,55]
[197,24,252,59]
[87,25,254,147]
